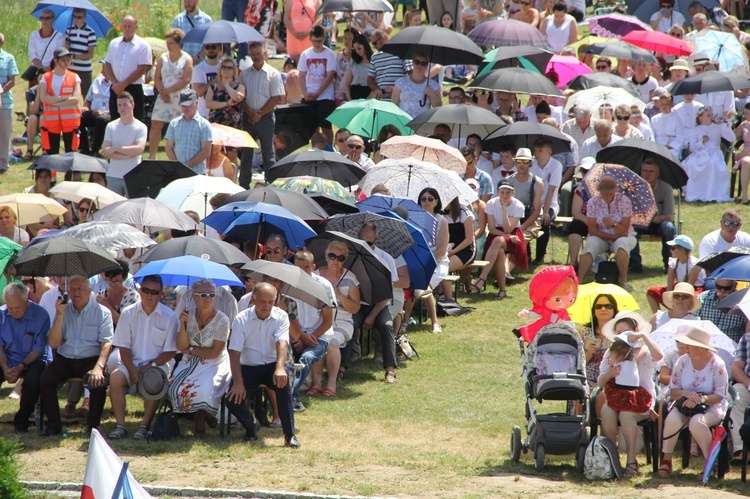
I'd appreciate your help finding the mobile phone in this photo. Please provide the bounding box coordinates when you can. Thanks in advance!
[60,293,68,305]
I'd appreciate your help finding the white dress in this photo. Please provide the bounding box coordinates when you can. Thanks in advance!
[152,51,191,122]
[682,122,734,202]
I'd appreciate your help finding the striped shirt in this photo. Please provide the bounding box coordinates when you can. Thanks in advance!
[368,51,412,101]
[172,9,212,59]
[66,24,97,73]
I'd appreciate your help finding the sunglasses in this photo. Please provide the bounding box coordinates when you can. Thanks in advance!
[265,247,283,254]
[347,143,363,149]
[194,292,216,299]
[594,303,614,310]
[475,90,488,95]
[204,44,218,49]
[672,293,693,300]
[327,253,346,262]
[221,65,234,70]
[715,284,735,291]
[78,206,92,211]
[722,219,741,227]
[616,115,630,120]
[515,159,532,164]
[337,137,349,142]
[596,65,608,70]
[413,60,429,67]
[140,287,161,295]
[40,16,54,20]
[420,196,435,202]
[670,32,683,37]
[73,14,85,19]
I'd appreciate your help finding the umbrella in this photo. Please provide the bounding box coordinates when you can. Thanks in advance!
[588,13,653,39]
[379,135,467,174]
[479,46,553,77]
[270,176,356,204]
[14,235,120,277]
[49,181,126,209]
[584,41,659,65]
[318,0,393,13]
[327,99,414,139]
[0,193,67,226]
[133,254,243,287]
[306,230,393,305]
[703,425,727,485]
[325,212,415,258]
[309,194,359,215]
[376,211,436,290]
[0,238,22,261]
[733,286,750,319]
[275,103,322,151]
[29,152,107,173]
[381,26,484,66]
[564,87,645,114]
[93,198,199,232]
[467,18,550,49]
[25,229,62,248]
[221,187,329,221]
[357,194,439,247]
[671,71,750,96]
[692,28,749,76]
[180,20,266,46]
[566,282,640,324]
[154,176,244,219]
[407,104,505,139]
[62,221,156,251]
[143,37,167,56]
[716,287,749,313]
[202,202,316,250]
[580,163,657,228]
[627,0,722,26]
[210,123,258,149]
[567,72,640,99]
[123,160,198,199]
[265,150,366,187]
[138,235,250,267]
[470,67,562,97]
[533,55,594,89]
[483,122,572,155]
[32,0,113,38]
[697,246,750,273]
[650,319,737,371]
[360,158,478,206]
[241,260,333,308]
[622,30,691,57]
[710,255,750,282]
[595,137,688,189]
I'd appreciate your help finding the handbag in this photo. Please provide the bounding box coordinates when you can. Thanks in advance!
[148,400,180,442]
[673,396,709,417]
[595,260,619,284]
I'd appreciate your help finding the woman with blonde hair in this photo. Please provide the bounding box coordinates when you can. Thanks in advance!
[0,207,29,245]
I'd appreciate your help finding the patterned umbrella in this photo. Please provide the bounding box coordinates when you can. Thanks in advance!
[241,260,333,308]
[270,176,356,203]
[62,222,156,251]
[379,135,466,173]
[14,236,120,277]
[325,212,415,258]
[651,319,737,372]
[696,246,750,273]
[580,163,657,228]
[588,13,652,39]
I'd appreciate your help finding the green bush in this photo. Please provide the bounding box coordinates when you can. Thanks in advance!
[0,438,26,499]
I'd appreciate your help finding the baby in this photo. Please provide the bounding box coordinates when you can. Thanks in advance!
[604,333,659,420]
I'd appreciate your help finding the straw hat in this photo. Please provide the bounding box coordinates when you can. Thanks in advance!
[602,311,652,341]
[676,325,716,352]
[139,366,169,400]
[662,282,700,313]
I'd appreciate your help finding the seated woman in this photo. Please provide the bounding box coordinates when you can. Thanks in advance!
[169,279,232,434]
[566,183,587,271]
[682,106,734,203]
[392,52,442,119]
[95,260,140,328]
[650,282,700,330]
[658,325,728,477]
[576,176,637,291]
[0,206,29,245]
[646,235,704,313]
[440,196,475,301]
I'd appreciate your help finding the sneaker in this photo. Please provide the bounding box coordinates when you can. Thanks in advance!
[285,434,301,448]
[505,273,515,282]
[293,400,306,412]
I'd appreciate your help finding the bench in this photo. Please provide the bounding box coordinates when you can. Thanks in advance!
[452,260,490,298]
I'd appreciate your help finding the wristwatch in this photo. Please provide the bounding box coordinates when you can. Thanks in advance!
[189,346,194,353]
[700,395,708,405]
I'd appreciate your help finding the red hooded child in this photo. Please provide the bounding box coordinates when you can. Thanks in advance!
[518,265,578,343]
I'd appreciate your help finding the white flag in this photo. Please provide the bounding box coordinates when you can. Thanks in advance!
[80,429,151,499]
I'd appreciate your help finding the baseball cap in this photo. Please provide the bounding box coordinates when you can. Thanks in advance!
[179,89,198,106]
[53,47,71,58]
[497,180,515,191]
[666,235,694,251]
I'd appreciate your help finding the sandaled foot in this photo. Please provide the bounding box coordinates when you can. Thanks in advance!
[657,459,672,477]
[307,386,322,395]
[133,424,149,440]
[623,461,638,479]
[469,277,485,293]
[495,290,508,300]
[337,368,346,381]
[322,387,336,397]
[108,425,127,440]
[23,151,33,161]
[690,440,700,457]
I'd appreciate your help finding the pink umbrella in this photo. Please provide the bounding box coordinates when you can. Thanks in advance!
[546,55,593,88]
[622,30,692,57]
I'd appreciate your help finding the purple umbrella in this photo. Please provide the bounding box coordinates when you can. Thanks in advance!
[588,13,652,40]
[702,425,727,484]
[467,19,550,49]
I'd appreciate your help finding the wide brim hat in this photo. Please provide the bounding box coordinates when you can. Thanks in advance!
[602,311,652,341]
[676,325,716,352]
[663,282,700,313]
[138,366,169,400]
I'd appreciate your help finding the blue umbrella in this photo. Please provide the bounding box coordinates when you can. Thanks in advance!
[709,255,750,282]
[378,211,436,290]
[693,30,750,76]
[133,255,243,287]
[357,195,438,247]
[25,229,63,247]
[202,202,316,250]
[181,20,266,46]
[32,0,113,38]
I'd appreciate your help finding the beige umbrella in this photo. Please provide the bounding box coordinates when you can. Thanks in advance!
[211,123,258,148]
[50,181,127,209]
[0,193,68,226]
[379,135,467,174]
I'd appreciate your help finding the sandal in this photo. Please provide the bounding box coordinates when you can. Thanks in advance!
[690,439,700,457]
[307,386,322,395]
[469,277,486,293]
[623,461,638,479]
[108,425,128,440]
[657,459,672,477]
[23,150,33,161]
[322,388,336,397]
[495,290,508,300]
[133,425,149,440]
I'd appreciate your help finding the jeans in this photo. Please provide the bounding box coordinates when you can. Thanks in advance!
[629,221,677,269]
[222,0,250,61]
[4,359,46,430]
[293,339,328,400]
[226,362,295,437]
[239,112,276,188]
[352,305,397,369]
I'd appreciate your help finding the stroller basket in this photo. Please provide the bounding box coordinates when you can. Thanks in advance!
[533,373,588,401]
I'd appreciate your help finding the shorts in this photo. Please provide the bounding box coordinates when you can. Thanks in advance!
[306,98,336,129]
[581,235,638,257]
[454,245,476,266]
[111,361,172,391]
[330,324,354,348]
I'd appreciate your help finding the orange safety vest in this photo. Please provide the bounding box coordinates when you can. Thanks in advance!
[40,70,81,134]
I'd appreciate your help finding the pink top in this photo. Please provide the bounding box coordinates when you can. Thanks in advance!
[670,352,728,418]
[586,192,635,237]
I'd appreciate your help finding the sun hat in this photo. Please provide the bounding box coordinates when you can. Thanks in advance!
[666,234,693,251]
[575,156,596,180]
[614,331,640,347]
[514,147,533,161]
[676,325,716,352]
[670,58,690,72]
[82,369,110,390]
[662,282,700,312]
[602,311,652,341]
[139,366,169,400]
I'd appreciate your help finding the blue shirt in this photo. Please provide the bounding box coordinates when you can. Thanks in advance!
[0,49,19,109]
[0,302,52,366]
[57,297,114,359]
[172,9,213,58]
[165,113,213,174]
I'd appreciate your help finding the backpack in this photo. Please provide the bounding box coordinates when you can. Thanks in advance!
[436,298,471,317]
[583,436,622,480]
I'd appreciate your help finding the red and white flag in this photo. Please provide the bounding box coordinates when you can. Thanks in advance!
[80,429,151,499]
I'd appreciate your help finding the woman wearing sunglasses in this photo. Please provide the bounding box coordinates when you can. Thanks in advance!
[169,278,231,435]
[391,52,442,119]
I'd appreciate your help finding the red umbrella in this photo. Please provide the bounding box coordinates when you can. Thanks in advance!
[622,31,691,57]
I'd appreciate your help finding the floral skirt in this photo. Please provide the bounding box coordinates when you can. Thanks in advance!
[168,351,231,417]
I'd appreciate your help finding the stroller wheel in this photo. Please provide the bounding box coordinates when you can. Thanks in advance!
[510,426,522,462]
[534,445,545,472]
[576,444,586,473]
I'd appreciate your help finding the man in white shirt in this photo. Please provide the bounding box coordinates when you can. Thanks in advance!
[298,25,337,144]
[191,42,223,118]
[562,105,596,150]
[529,140,562,265]
[108,275,178,440]
[580,120,621,159]
[101,91,147,196]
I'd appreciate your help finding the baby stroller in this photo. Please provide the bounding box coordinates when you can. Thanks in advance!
[510,323,590,471]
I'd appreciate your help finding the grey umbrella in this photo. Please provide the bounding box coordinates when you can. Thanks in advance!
[93,198,199,232]
[242,260,333,309]
[324,212,414,258]
[62,221,156,251]
[14,236,121,277]
[138,235,250,268]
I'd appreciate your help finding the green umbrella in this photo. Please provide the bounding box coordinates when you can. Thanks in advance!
[0,238,24,303]
[327,99,414,139]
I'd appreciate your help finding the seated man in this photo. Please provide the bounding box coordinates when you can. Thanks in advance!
[108,275,178,440]
[39,275,113,436]
[79,72,111,156]
[696,279,749,343]
[689,208,750,283]
[226,282,300,448]
[0,283,52,433]
[730,332,750,459]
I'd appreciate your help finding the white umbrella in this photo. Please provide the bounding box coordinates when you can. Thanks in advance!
[0,193,68,226]
[155,176,244,219]
[94,198,199,232]
[62,221,156,251]
[650,318,737,369]
[50,181,127,209]
[564,86,646,115]
[379,135,467,174]
[360,158,478,206]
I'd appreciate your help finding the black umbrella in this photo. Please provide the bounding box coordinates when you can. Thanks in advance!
[29,152,107,173]
[380,26,484,66]
[470,67,562,96]
[242,260,333,308]
[318,0,393,13]
[265,150,366,187]
[14,236,120,277]
[325,212,415,258]
[567,72,640,99]
[595,138,687,189]
[124,160,198,199]
[306,230,393,305]
[221,186,329,221]
[697,246,750,273]
[483,122,572,155]
[138,235,250,268]
[481,46,553,74]
[311,193,359,215]
[407,104,505,139]
[671,71,750,96]
[584,41,658,65]
[274,103,322,153]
